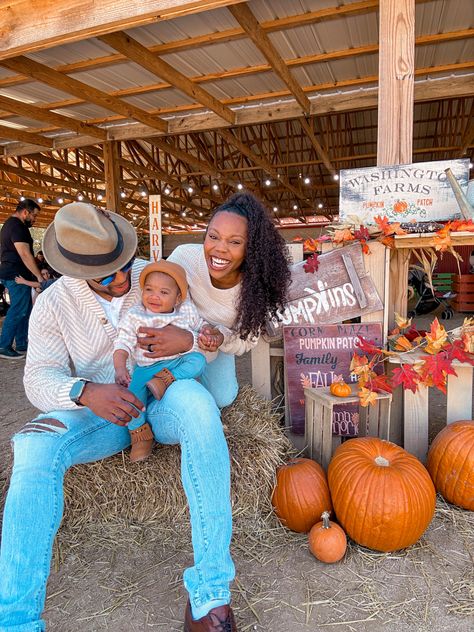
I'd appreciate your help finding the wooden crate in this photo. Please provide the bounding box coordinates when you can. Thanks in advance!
[304,386,392,470]
[452,274,474,312]
[389,352,473,462]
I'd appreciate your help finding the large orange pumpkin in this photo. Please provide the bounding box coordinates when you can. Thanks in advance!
[426,420,474,511]
[327,438,436,552]
[272,458,333,533]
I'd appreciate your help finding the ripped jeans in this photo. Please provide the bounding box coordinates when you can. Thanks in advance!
[0,372,236,632]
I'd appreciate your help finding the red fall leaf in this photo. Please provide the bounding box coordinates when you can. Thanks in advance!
[391,364,420,393]
[303,253,319,274]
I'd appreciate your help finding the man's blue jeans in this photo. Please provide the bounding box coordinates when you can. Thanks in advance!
[0,280,32,350]
[0,368,237,631]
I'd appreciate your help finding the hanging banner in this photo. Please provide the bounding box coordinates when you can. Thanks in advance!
[339,158,470,224]
[149,195,162,261]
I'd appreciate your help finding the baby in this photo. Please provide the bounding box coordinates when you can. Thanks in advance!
[113,260,207,462]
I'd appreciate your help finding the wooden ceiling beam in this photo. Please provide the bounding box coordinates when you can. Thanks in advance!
[0,94,107,140]
[0,0,245,61]
[299,117,337,176]
[0,0,380,83]
[2,74,472,157]
[228,2,311,114]
[0,56,168,133]
[99,31,235,125]
[0,123,53,148]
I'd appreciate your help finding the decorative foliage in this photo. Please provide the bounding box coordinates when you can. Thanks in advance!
[350,316,474,403]
[308,511,347,563]
[426,420,474,511]
[303,252,319,274]
[327,437,436,552]
[271,458,333,533]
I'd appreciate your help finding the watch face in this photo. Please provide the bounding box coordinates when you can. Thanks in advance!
[69,380,86,403]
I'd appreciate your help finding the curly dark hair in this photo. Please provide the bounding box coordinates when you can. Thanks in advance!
[209,192,291,339]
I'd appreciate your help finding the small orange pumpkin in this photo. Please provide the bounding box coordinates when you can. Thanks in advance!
[328,437,436,552]
[272,458,333,533]
[426,420,474,511]
[308,511,347,563]
[393,200,408,213]
[330,380,352,397]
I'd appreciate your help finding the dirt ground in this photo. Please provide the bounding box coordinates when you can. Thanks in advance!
[0,313,473,632]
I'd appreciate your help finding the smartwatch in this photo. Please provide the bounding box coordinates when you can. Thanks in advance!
[69,379,90,406]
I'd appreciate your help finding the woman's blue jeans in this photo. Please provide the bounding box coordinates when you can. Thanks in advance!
[0,351,239,631]
[0,280,32,350]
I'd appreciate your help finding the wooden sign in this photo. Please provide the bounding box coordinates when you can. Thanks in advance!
[267,243,383,337]
[339,158,470,224]
[149,194,162,261]
[283,323,383,435]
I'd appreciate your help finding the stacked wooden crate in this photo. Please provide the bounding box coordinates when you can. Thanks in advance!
[452,274,474,312]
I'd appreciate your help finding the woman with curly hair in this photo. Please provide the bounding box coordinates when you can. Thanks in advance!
[138,191,291,409]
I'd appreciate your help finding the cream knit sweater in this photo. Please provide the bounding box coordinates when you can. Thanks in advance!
[167,244,258,356]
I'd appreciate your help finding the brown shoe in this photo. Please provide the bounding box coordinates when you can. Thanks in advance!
[129,422,154,462]
[146,367,175,400]
[184,600,237,631]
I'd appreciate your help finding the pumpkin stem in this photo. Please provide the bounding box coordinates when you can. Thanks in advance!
[375,455,390,467]
[321,511,331,529]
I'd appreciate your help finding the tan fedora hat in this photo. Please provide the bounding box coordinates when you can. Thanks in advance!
[139,260,188,300]
[43,202,138,279]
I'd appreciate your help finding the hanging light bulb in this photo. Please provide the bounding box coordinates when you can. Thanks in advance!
[318,203,323,209]
[20,196,25,201]
[57,197,64,204]
[237,183,243,190]
[140,190,147,197]
[264,179,271,186]
[187,186,194,194]
[212,183,219,191]
[77,194,84,201]
[120,191,126,198]
[304,177,311,184]
[164,187,171,195]
[97,193,103,201]
[37,197,43,204]
[293,204,298,210]
[181,211,187,217]
[273,206,278,212]
[333,174,339,181]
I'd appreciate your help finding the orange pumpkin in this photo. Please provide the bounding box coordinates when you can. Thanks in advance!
[272,458,333,533]
[330,380,352,397]
[308,511,347,563]
[426,420,474,511]
[393,200,408,213]
[327,438,436,552]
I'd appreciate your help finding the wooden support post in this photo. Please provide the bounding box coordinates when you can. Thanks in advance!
[103,141,121,213]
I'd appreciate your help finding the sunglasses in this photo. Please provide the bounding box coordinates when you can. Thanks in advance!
[94,257,135,286]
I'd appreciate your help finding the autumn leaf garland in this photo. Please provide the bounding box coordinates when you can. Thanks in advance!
[351,314,474,405]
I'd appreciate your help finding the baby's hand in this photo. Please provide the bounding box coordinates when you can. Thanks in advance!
[198,325,224,352]
[114,368,131,387]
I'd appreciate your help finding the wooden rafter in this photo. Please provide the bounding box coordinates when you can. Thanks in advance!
[299,117,336,176]
[0,94,107,140]
[0,123,53,148]
[99,31,235,125]
[0,56,168,133]
[228,3,311,114]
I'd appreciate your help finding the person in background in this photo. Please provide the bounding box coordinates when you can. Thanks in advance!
[15,267,57,304]
[0,198,42,359]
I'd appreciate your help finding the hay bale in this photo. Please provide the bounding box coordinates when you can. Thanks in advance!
[62,386,295,530]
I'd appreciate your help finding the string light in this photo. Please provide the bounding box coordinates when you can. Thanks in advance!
[333,174,339,181]
[264,179,271,186]
[181,211,187,217]
[237,183,243,190]
[199,212,204,217]
[37,197,43,204]
[20,196,25,201]
[140,190,147,197]
[164,187,171,195]
[57,197,64,204]
[187,186,194,194]
[304,177,311,184]
[120,191,126,198]
[318,203,323,209]
[293,204,298,210]
[97,194,103,201]
[273,206,278,212]
[212,183,219,191]
[77,194,83,201]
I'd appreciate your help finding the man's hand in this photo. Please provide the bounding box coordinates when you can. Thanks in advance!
[198,324,224,352]
[137,324,194,358]
[80,382,145,426]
